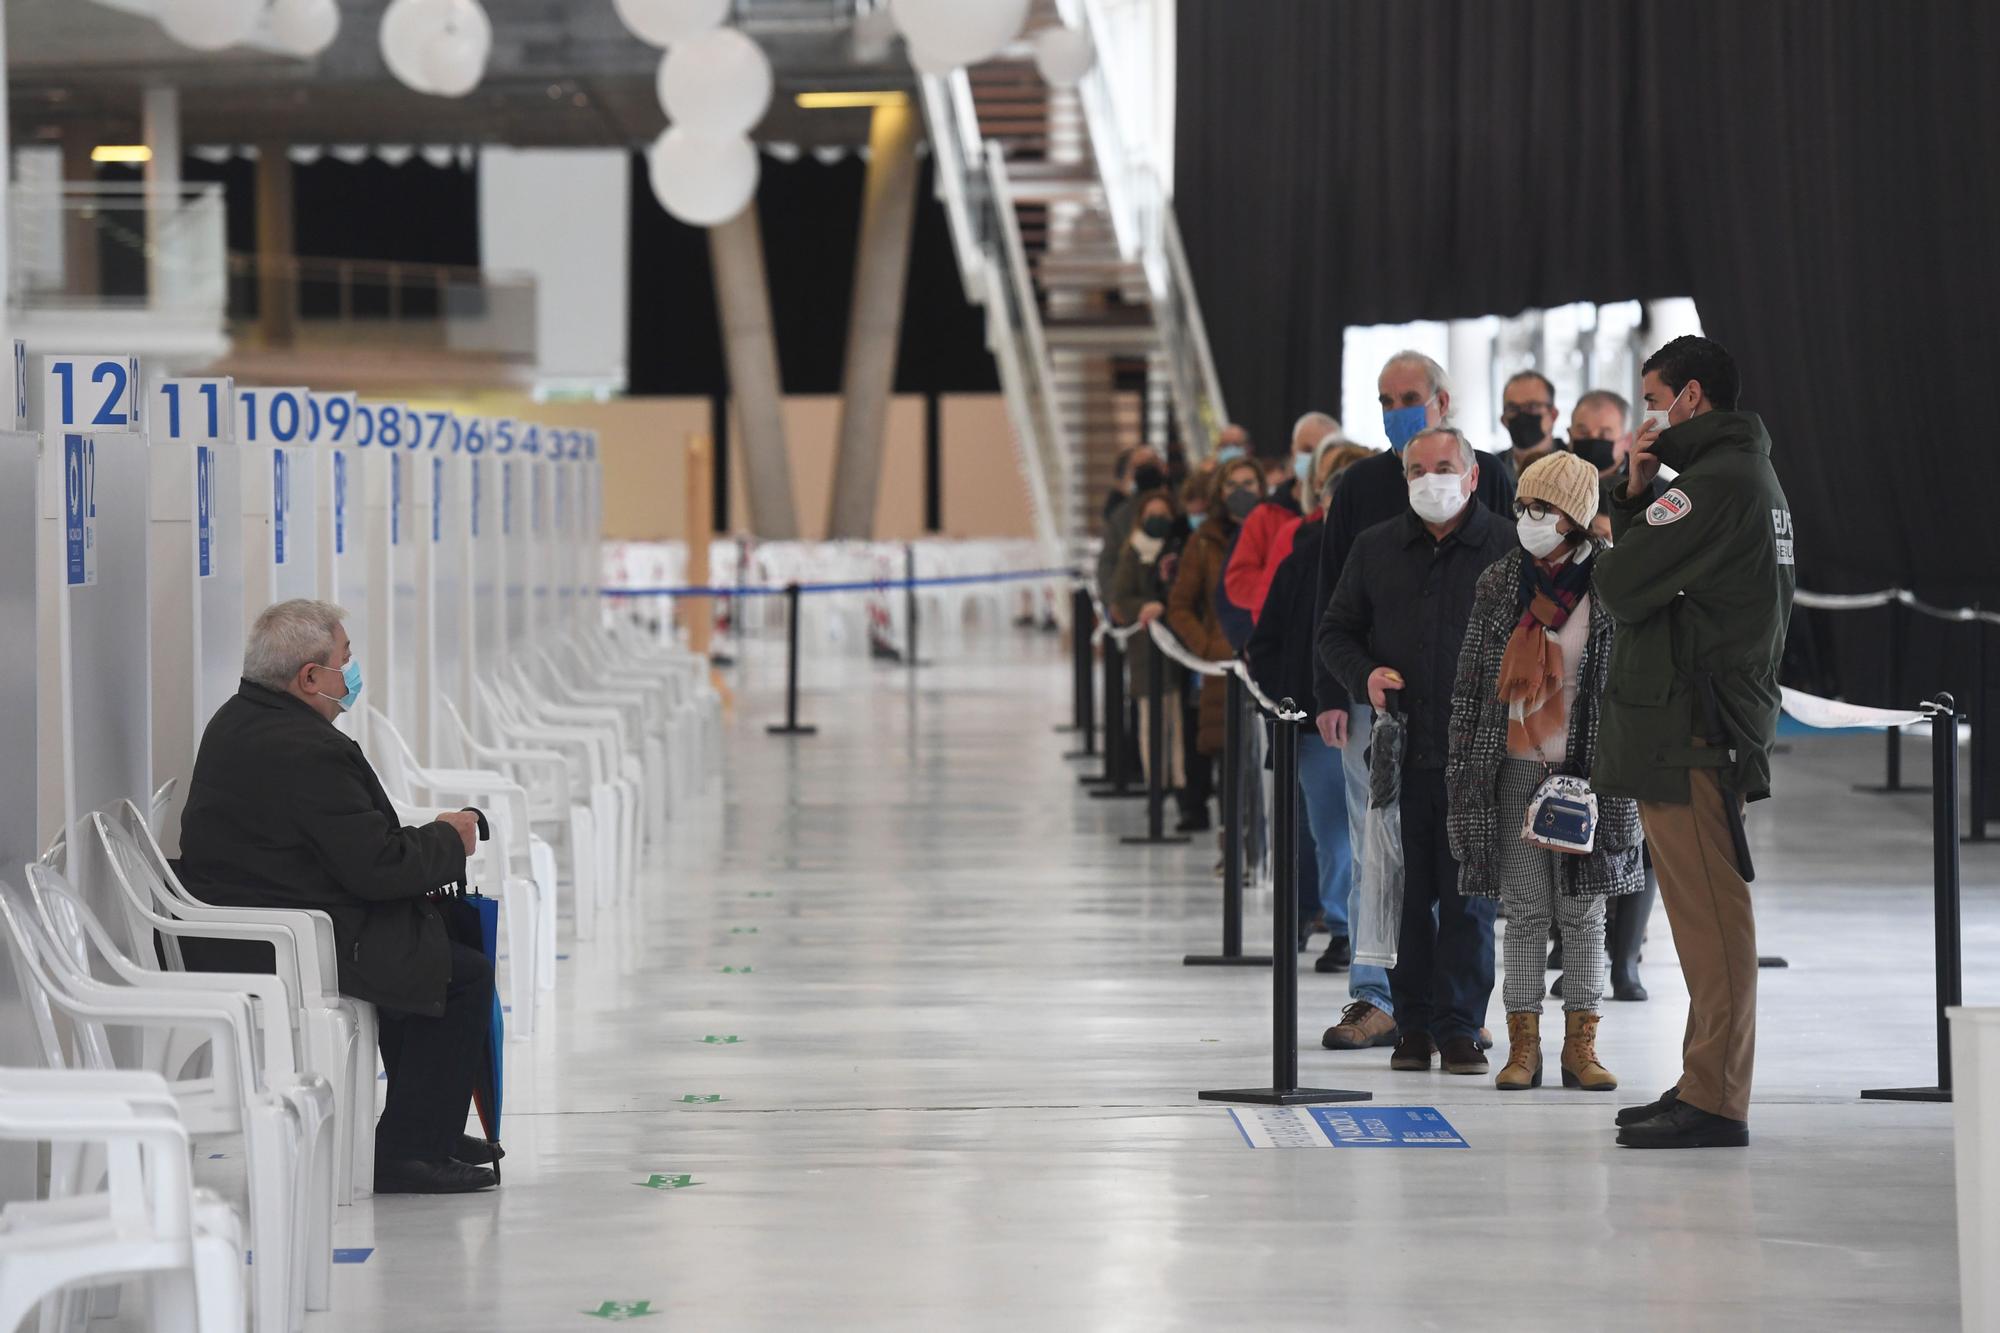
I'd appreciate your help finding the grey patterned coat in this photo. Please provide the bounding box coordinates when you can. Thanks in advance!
[1445,552,1645,900]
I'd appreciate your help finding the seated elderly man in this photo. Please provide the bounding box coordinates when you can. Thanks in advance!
[175,599,496,1195]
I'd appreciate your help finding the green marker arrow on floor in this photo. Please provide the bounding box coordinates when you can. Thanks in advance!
[582,1300,657,1320]
[679,1094,725,1104]
[699,1035,742,1045]
[729,927,760,934]
[636,1174,700,1190]
[721,965,754,974]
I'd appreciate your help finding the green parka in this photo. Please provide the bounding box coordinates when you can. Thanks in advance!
[1591,410,1795,805]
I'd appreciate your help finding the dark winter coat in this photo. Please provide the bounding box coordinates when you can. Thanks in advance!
[1445,554,1645,900]
[1166,517,1239,753]
[174,681,469,1016]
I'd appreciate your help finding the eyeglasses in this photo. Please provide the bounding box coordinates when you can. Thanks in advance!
[1515,500,1559,521]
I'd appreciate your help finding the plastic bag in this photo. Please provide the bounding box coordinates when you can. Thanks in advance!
[1352,706,1407,968]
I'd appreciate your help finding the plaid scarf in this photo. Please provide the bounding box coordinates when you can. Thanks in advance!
[1497,547,1594,756]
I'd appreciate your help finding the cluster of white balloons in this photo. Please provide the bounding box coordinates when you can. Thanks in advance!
[616,0,773,228]
[380,0,494,99]
[154,0,341,57]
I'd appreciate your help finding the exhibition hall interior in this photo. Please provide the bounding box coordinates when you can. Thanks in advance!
[0,0,1994,1329]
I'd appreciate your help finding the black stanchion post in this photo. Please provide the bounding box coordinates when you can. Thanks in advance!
[904,543,921,668]
[1186,672,1269,966]
[1200,700,1368,1107]
[1122,649,1190,846]
[766,583,818,737]
[1863,693,1961,1102]
[1969,614,1990,843]
[1859,599,1928,795]
[1060,588,1099,756]
[1088,633,1144,800]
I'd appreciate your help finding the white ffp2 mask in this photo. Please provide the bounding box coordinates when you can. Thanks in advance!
[1409,473,1469,525]
[1517,511,1568,559]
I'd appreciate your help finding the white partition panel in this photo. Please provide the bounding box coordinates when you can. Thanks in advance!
[501,453,527,651]
[359,402,407,751]
[468,433,501,732]
[31,354,143,850]
[310,391,360,604]
[0,431,46,1199]
[56,430,153,938]
[149,377,238,853]
[238,385,319,618]
[391,423,426,760]
[427,419,474,760]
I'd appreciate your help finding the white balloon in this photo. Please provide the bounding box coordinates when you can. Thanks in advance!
[906,42,959,77]
[422,24,486,97]
[889,0,1028,69]
[269,0,341,58]
[657,28,773,137]
[381,0,450,92]
[159,0,264,50]
[1032,25,1095,87]
[612,0,728,49]
[647,128,760,228]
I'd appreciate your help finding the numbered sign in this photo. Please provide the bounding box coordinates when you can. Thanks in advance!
[156,378,231,444]
[63,434,96,587]
[273,451,289,565]
[40,354,141,440]
[234,386,309,447]
[308,391,359,447]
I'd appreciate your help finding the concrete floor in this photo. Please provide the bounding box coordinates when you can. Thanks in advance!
[286,629,1993,1332]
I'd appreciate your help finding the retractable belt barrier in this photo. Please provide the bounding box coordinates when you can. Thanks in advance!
[1793,587,1994,839]
[607,565,1076,739]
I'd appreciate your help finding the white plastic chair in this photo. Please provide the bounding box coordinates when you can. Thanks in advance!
[363,706,545,1030]
[94,803,375,1212]
[480,676,637,905]
[436,695,601,943]
[0,1072,246,1333]
[0,879,332,1333]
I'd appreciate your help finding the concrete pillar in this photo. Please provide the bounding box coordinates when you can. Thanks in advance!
[706,206,798,538]
[825,100,920,539]
[0,0,13,365]
[254,143,295,348]
[142,85,181,311]
[1447,318,1496,452]
[61,130,100,302]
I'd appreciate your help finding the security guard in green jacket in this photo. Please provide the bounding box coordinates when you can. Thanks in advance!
[1590,336,1794,1151]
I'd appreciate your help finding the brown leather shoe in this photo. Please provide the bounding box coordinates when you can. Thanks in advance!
[1560,1010,1618,1090]
[1439,1033,1489,1075]
[1390,1032,1436,1071]
[1323,1001,1398,1050]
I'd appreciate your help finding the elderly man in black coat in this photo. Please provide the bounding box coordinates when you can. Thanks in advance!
[175,598,495,1194]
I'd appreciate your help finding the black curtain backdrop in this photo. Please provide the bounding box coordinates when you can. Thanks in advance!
[178,153,481,263]
[1177,0,2000,709]
[626,153,999,397]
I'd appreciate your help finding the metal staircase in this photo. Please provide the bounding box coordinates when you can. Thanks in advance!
[916,0,1226,564]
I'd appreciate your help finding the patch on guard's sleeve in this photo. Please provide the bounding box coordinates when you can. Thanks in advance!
[1646,488,1693,526]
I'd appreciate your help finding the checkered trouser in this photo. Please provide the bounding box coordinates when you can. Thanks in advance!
[1497,758,1607,1013]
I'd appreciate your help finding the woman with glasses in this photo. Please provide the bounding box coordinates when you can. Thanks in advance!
[1445,451,1646,1092]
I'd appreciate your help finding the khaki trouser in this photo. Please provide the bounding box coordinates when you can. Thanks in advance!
[1638,765,1757,1122]
[1137,692,1187,791]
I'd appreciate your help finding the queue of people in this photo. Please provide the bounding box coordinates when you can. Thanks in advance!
[1097,335,1794,1150]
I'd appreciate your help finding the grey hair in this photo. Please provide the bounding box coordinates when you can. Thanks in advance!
[1290,411,1338,449]
[1576,388,1631,422]
[1381,350,1454,420]
[1310,429,1352,477]
[243,599,348,691]
[1405,425,1477,473]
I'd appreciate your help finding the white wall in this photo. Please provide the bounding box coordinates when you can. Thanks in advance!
[477,148,630,396]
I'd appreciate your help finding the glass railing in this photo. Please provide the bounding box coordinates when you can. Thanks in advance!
[224,254,537,361]
[9,183,227,317]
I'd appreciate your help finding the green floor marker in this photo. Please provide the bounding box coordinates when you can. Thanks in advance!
[721,965,754,974]
[636,1174,700,1190]
[729,927,760,935]
[582,1300,657,1321]
[747,891,775,899]
[699,1035,742,1045]
[679,1094,725,1104]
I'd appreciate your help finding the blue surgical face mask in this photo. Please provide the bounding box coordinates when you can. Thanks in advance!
[1382,398,1434,453]
[1187,512,1208,531]
[1293,453,1314,486]
[1215,445,1246,464]
[313,658,363,711]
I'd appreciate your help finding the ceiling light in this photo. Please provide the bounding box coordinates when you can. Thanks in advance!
[794,91,910,110]
[91,145,153,163]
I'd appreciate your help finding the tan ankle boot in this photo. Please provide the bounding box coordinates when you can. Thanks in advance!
[1495,1012,1541,1090]
[1561,1010,1618,1090]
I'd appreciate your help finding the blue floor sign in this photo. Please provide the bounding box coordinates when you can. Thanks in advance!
[1229,1105,1468,1149]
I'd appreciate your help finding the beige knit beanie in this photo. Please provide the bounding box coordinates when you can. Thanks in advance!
[1516,450,1601,529]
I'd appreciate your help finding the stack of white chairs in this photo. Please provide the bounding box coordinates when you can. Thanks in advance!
[361,706,546,1038]
[1,862,336,1333]
[0,1069,246,1333]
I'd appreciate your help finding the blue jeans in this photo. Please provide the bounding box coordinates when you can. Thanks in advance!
[1296,731,1351,935]
[1338,703,1393,1014]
